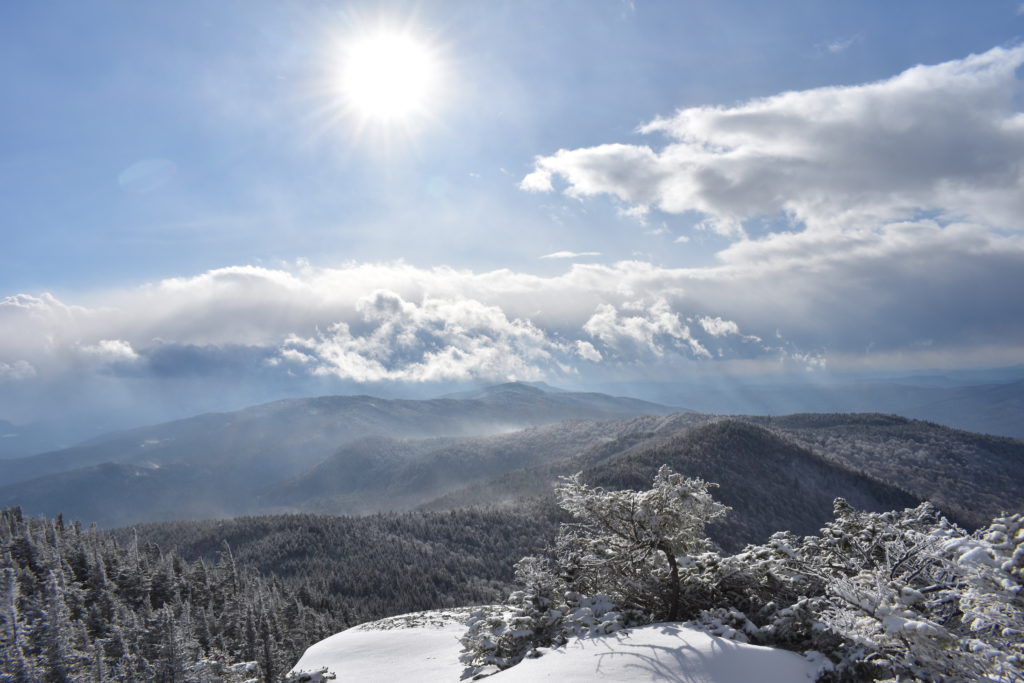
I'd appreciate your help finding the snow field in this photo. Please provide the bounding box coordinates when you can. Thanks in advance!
[290,610,821,682]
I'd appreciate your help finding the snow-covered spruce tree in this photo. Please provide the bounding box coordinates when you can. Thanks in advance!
[460,466,729,677]
[462,476,1023,681]
[554,466,730,621]
[800,501,1022,681]
[949,512,1024,671]
[725,501,1024,681]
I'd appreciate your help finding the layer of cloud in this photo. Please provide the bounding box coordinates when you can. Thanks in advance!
[4,46,1024,423]
[522,45,1024,237]
[540,250,602,260]
[3,223,1022,394]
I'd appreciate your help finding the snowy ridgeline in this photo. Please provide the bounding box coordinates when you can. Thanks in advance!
[288,609,823,682]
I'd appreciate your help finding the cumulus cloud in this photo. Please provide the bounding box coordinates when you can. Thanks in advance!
[583,299,711,359]
[522,46,1024,236]
[575,340,603,363]
[698,316,740,337]
[279,290,563,383]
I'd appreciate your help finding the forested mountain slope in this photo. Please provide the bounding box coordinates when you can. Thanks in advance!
[760,413,1024,528]
[119,504,562,626]
[425,414,1023,545]
[259,417,658,514]
[0,382,673,489]
[0,387,1019,535]
[1,501,570,682]
[0,384,674,527]
[581,419,921,547]
[423,419,920,550]
[0,507,342,682]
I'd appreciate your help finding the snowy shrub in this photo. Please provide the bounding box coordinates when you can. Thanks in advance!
[554,466,729,621]
[283,666,337,682]
[460,468,1023,682]
[459,466,724,677]
[756,501,1024,682]
[458,557,644,678]
[950,515,1024,660]
[187,657,266,682]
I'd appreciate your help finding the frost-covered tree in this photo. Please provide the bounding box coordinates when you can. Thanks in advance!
[555,465,730,621]
[461,473,1023,682]
[720,501,1024,681]
[0,507,344,681]
[798,502,1023,681]
[460,466,729,677]
[951,513,1024,661]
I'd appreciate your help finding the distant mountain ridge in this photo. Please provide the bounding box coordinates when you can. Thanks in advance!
[417,415,925,549]
[0,382,675,487]
[631,377,1024,440]
[0,383,676,525]
[0,384,1019,539]
[423,412,1023,536]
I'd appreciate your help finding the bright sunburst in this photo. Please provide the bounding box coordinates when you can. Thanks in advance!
[338,30,442,126]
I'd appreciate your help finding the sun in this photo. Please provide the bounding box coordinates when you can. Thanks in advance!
[337,30,442,125]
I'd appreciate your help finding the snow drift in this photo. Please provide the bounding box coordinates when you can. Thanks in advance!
[289,610,820,682]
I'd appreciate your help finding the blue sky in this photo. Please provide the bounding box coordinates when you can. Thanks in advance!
[2,1,1024,426]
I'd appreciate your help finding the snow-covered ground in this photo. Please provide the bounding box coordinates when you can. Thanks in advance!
[289,609,822,682]
[290,611,467,681]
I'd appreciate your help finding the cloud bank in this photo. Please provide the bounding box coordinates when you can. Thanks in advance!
[522,45,1024,239]
[3,228,1022,394]
[3,47,1023,423]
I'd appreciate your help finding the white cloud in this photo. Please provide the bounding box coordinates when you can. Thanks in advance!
[540,250,602,260]
[522,46,1024,236]
[2,230,1023,394]
[575,340,603,362]
[79,339,140,364]
[279,290,561,383]
[0,360,36,382]
[698,316,740,337]
[821,34,862,54]
[617,204,650,223]
[583,299,711,359]
[520,167,554,192]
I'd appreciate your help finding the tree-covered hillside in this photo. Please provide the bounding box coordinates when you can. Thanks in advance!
[122,505,562,624]
[0,507,342,682]
[1,503,563,682]
[761,413,1024,527]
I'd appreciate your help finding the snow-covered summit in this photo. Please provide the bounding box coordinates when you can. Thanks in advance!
[289,608,821,682]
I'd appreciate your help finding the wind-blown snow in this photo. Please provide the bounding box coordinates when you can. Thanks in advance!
[290,610,821,682]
